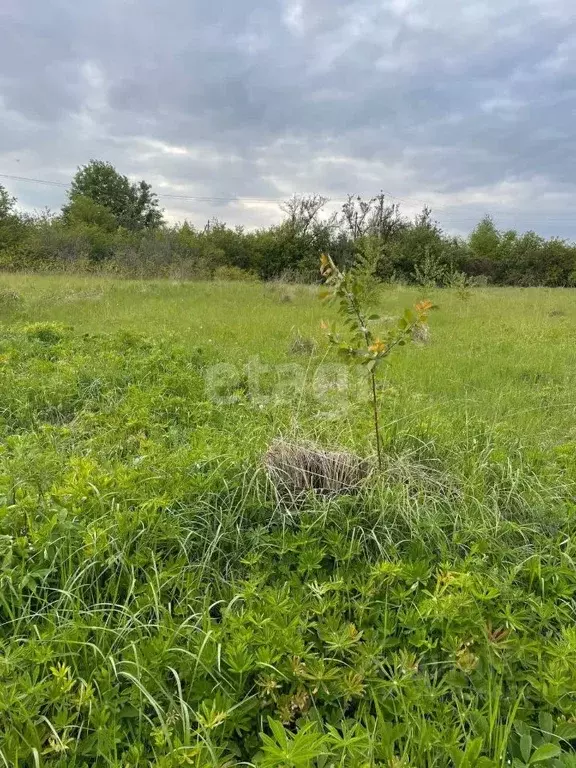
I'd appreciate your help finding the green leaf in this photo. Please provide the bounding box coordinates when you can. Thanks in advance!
[260,718,328,768]
[556,722,576,741]
[530,744,562,763]
[465,737,483,764]
[447,746,466,767]
[520,734,532,763]
[538,713,554,736]
[119,704,140,718]
[471,713,490,738]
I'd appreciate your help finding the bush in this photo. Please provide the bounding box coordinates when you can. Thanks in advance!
[1,174,576,285]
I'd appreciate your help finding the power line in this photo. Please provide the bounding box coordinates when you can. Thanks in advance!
[0,172,315,204]
[0,172,69,188]
[2,171,576,223]
[159,192,288,203]
[0,171,449,207]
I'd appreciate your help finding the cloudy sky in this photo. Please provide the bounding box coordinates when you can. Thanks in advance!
[1,0,576,236]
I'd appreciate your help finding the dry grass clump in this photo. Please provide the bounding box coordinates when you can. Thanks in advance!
[264,439,369,499]
[411,322,431,344]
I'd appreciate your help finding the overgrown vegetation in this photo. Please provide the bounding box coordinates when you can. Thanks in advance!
[2,163,576,285]
[1,275,576,765]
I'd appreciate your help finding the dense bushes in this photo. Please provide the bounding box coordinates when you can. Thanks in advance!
[466,217,576,287]
[2,169,576,285]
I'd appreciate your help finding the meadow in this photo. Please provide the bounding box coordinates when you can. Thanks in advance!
[1,273,576,767]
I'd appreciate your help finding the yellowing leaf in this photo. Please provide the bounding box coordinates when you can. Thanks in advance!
[319,253,333,276]
[368,339,387,355]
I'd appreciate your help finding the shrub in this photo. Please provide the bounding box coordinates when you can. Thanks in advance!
[1,172,576,285]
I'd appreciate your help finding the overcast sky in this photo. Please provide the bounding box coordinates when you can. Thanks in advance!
[1,0,576,236]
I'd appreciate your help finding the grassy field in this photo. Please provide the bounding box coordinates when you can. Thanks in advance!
[1,273,576,767]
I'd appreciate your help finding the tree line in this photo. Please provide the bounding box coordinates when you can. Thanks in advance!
[1,160,575,286]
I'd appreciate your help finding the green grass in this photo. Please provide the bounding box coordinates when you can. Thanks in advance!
[1,273,576,767]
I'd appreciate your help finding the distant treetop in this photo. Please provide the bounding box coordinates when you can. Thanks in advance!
[63,160,164,231]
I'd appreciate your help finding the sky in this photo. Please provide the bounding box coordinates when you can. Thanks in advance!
[1,0,576,237]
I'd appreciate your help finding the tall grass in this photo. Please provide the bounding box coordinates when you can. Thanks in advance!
[0,274,575,766]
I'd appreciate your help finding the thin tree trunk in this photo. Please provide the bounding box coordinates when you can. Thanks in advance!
[370,370,382,470]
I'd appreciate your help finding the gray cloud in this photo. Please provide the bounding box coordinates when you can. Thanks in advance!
[1,0,576,236]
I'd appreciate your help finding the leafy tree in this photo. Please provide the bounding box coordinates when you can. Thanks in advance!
[0,184,16,220]
[62,194,118,232]
[539,238,576,286]
[469,215,501,262]
[64,160,163,231]
[0,185,27,252]
[390,207,446,278]
[130,179,164,229]
[338,194,407,278]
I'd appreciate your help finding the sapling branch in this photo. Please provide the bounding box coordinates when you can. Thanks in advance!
[319,250,432,471]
